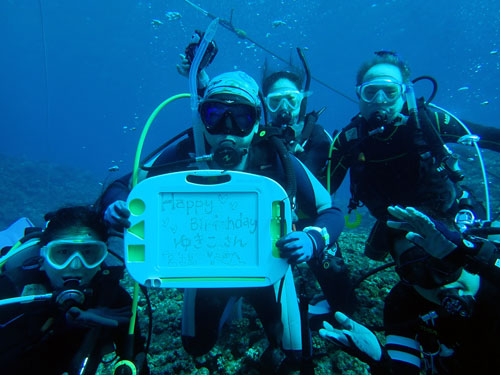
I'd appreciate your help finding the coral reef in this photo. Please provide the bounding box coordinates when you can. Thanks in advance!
[2,148,499,375]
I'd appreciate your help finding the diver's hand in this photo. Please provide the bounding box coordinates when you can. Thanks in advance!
[319,312,382,364]
[276,231,314,264]
[176,53,210,89]
[104,200,131,230]
[387,206,457,259]
[176,53,191,77]
[66,306,131,328]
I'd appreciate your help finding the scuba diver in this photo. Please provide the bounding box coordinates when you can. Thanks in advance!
[318,205,500,375]
[328,50,500,261]
[175,32,355,321]
[0,206,148,375]
[386,205,500,286]
[261,56,333,186]
[177,33,333,186]
[99,70,344,373]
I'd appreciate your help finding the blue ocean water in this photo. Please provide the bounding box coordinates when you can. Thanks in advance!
[1,0,499,199]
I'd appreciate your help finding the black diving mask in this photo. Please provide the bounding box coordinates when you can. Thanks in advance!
[199,99,259,136]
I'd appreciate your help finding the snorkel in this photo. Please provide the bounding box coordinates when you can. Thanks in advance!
[405,82,420,128]
[297,47,311,124]
[190,18,219,166]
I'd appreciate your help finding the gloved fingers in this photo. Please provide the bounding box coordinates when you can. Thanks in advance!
[285,251,303,264]
[386,220,413,232]
[177,64,190,76]
[276,232,313,263]
[278,240,302,253]
[408,231,456,259]
[406,207,432,222]
[275,232,301,247]
[404,208,437,233]
[114,200,131,218]
[322,320,334,331]
[388,206,422,226]
[319,321,350,347]
[334,311,354,331]
[105,201,131,229]
[178,54,190,66]
[114,216,131,229]
[278,242,306,263]
[387,205,410,221]
[294,253,309,264]
[176,54,191,77]
[388,206,437,236]
[405,232,425,247]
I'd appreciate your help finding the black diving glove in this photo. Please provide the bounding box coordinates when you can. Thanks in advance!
[66,306,131,328]
[387,206,462,259]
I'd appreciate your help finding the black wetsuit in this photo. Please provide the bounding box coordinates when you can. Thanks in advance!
[329,103,500,259]
[0,243,147,375]
[376,280,500,375]
[99,132,345,357]
[292,122,333,187]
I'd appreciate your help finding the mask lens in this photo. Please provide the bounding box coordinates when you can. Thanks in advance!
[200,101,226,128]
[358,80,404,103]
[200,100,257,136]
[265,90,302,112]
[45,240,107,269]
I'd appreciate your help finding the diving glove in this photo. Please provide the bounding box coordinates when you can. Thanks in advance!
[319,311,382,364]
[104,200,131,230]
[176,29,216,88]
[387,206,458,259]
[66,306,131,328]
[276,231,315,264]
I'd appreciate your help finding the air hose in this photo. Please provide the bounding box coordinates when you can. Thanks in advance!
[257,128,297,202]
[127,92,191,365]
[131,94,191,187]
[428,103,491,221]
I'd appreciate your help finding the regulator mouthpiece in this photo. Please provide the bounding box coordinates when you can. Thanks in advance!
[274,111,293,127]
[369,110,389,129]
[213,140,247,169]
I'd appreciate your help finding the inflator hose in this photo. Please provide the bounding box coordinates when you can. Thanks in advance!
[269,135,297,201]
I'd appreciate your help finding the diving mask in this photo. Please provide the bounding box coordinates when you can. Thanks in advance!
[265,89,304,113]
[357,79,406,104]
[199,99,259,136]
[41,239,108,270]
